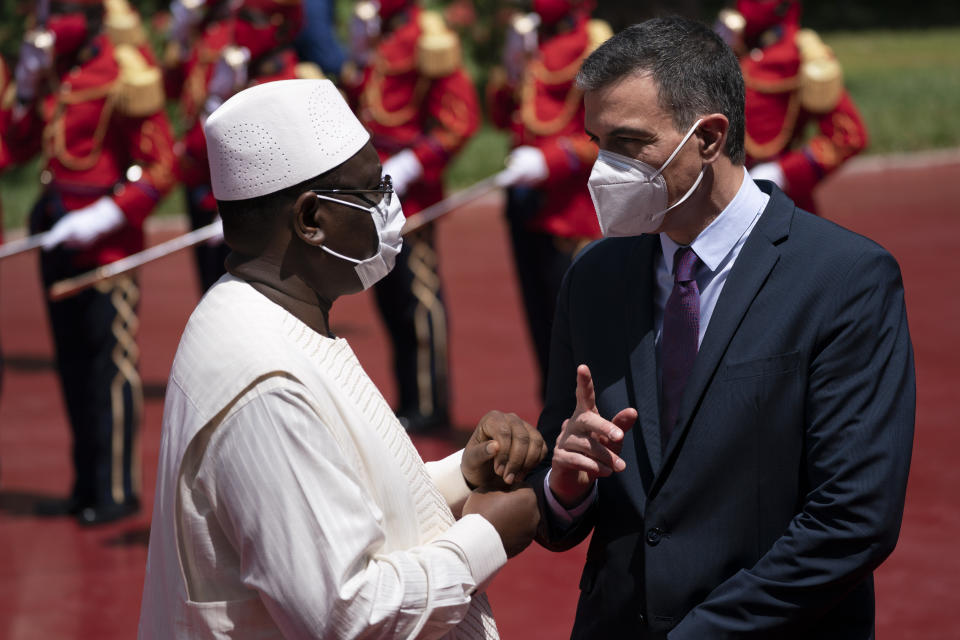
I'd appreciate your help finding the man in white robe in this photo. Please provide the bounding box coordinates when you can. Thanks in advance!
[139,79,544,639]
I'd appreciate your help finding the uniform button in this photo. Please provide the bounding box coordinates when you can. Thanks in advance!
[646,527,664,546]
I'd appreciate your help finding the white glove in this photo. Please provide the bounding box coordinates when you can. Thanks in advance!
[15,30,55,104]
[495,146,548,187]
[383,149,423,198]
[205,215,225,246]
[750,161,786,188]
[43,196,127,250]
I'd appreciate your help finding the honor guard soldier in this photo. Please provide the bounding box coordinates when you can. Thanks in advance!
[486,0,610,399]
[174,0,318,292]
[2,0,176,524]
[342,0,480,434]
[716,0,868,214]
[162,0,235,293]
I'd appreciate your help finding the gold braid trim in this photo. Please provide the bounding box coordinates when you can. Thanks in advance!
[364,68,429,128]
[408,239,447,416]
[45,83,119,171]
[140,120,177,192]
[521,69,584,137]
[744,89,801,160]
[104,275,142,502]
[743,71,801,94]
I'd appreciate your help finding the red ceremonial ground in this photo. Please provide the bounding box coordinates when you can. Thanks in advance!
[1,152,958,639]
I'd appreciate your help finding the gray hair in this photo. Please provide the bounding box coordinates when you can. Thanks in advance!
[577,16,746,164]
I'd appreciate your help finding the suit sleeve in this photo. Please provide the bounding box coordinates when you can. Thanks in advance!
[670,247,915,637]
[203,381,506,640]
[780,91,868,200]
[533,261,599,552]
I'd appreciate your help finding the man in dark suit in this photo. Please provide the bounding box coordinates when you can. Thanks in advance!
[531,16,915,639]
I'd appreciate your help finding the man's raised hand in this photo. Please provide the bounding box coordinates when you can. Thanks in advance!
[462,410,547,491]
[549,364,637,507]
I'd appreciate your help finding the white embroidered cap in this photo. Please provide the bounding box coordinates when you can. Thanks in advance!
[205,79,371,201]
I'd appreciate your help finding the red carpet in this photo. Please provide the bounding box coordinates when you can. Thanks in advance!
[0,152,957,638]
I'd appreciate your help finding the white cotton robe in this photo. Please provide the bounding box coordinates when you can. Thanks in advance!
[138,275,505,639]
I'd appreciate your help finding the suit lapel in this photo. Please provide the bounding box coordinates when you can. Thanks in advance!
[657,186,794,480]
[625,235,662,478]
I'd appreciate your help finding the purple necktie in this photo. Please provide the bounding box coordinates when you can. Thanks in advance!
[661,247,701,447]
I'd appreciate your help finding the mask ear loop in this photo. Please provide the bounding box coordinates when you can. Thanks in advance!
[652,118,705,180]
[312,194,383,264]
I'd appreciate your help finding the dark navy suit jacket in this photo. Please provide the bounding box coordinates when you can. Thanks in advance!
[533,182,915,639]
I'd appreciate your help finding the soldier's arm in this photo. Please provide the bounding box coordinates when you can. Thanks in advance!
[111,45,177,227]
[780,91,869,200]
[414,68,480,183]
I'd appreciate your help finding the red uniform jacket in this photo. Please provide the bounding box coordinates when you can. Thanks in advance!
[487,13,601,239]
[742,25,868,213]
[2,35,176,268]
[345,6,480,216]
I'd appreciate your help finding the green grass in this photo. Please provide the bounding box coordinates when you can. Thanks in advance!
[826,28,960,154]
[3,27,959,230]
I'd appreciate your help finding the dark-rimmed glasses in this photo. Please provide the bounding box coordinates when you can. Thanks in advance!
[311,174,393,209]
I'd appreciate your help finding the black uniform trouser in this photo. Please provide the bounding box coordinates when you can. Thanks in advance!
[505,186,579,401]
[373,224,449,423]
[32,193,141,508]
[186,185,230,294]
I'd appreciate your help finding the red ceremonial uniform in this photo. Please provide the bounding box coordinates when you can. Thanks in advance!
[341,1,480,432]
[2,1,175,524]
[487,11,602,240]
[3,33,175,268]
[735,1,868,213]
[344,4,479,215]
[485,3,609,398]
[177,0,303,197]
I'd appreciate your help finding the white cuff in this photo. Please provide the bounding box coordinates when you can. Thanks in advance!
[425,449,472,512]
[434,513,508,594]
[543,469,597,527]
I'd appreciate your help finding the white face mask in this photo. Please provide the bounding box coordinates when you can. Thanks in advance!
[587,118,705,237]
[313,192,405,290]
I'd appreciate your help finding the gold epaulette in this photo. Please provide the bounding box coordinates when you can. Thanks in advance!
[796,28,844,113]
[294,61,326,80]
[586,19,613,55]
[113,44,165,117]
[105,0,148,47]
[416,11,461,79]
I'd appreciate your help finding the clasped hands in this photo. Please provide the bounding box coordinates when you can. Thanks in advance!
[458,364,635,556]
[460,410,546,557]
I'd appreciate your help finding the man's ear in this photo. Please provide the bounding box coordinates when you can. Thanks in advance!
[698,114,729,164]
[293,191,325,246]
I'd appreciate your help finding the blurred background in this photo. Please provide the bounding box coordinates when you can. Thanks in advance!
[1,1,958,638]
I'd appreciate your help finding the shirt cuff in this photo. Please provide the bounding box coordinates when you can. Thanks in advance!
[434,513,507,594]
[543,469,597,527]
[425,449,472,511]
